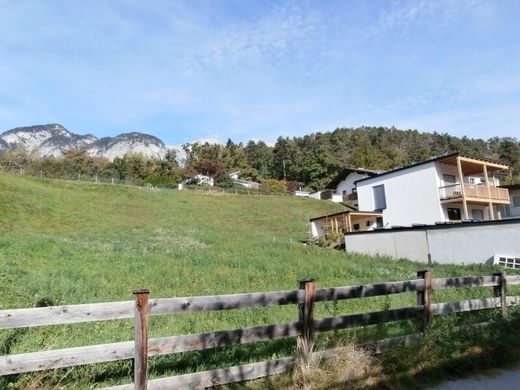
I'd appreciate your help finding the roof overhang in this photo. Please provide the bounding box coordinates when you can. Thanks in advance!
[437,154,509,175]
[355,153,509,185]
[324,167,380,189]
[310,210,382,222]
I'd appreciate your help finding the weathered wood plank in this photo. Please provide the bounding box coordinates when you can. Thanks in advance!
[493,272,507,319]
[297,278,315,360]
[133,289,149,390]
[104,334,424,390]
[148,289,304,316]
[7,293,519,377]
[506,275,520,286]
[430,298,501,316]
[314,279,424,302]
[313,306,423,333]
[506,296,520,305]
[102,356,295,390]
[452,321,493,335]
[0,274,508,331]
[364,332,423,354]
[0,290,304,330]
[432,276,498,290]
[0,301,135,329]
[147,321,302,355]
[0,321,302,376]
[0,341,134,375]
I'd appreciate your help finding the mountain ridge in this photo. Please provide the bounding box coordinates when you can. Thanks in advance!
[0,123,186,163]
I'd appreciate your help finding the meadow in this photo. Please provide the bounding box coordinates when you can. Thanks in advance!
[1,172,518,388]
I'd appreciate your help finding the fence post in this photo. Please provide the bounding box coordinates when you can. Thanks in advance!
[493,272,507,319]
[416,269,432,335]
[297,278,316,362]
[133,288,149,390]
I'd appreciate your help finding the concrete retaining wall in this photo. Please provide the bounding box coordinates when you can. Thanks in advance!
[344,219,520,265]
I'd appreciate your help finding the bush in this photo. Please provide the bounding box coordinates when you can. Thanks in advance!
[313,231,344,248]
[260,179,287,193]
[214,171,234,188]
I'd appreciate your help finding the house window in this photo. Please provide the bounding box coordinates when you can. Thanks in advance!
[513,195,520,208]
[373,185,386,210]
[494,255,520,269]
[447,208,461,221]
[472,209,484,221]
[376,217,383,228]
[501,205,512,217]
[353,223,360,231]
[443,174,456,184]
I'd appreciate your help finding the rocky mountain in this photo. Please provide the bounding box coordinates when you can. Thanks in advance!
[0,124,185,163]
[88,132,166,161]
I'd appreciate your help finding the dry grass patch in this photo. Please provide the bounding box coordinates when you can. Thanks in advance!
[292,341,382,389]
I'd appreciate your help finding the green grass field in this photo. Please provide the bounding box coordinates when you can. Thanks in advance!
[1,172,518,388]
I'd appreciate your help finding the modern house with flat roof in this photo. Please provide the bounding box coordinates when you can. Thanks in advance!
[355,153,510,227]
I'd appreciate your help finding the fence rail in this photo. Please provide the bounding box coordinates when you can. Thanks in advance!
[1,271,519,388]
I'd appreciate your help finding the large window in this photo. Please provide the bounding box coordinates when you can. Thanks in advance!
[373,185,386,210]
[513,195,520,208]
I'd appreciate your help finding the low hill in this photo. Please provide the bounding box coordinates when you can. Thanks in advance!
[0,172,503,388]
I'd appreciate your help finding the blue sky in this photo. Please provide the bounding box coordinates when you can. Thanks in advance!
[1,0,519,144]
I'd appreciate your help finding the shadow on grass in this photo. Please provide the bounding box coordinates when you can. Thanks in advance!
[365,313,520,389]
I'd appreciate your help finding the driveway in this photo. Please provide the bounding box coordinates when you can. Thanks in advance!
[431,368,520,389]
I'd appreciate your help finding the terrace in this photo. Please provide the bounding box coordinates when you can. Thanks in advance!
[436,154,510,220]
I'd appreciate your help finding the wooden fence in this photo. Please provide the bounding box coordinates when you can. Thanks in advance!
[1,270,520,389]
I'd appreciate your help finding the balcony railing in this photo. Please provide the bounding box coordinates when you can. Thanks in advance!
[439,183,510,201]
[342,192,358,202]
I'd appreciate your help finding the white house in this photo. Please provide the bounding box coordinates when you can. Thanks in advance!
[228,172,260,190]
[322,168,379,203]
[500,184,520,218]
[355,153,510,227]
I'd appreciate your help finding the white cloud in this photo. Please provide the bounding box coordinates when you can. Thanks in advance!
[0,0,518,142]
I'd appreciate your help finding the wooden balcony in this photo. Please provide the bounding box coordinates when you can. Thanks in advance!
[439,183,510,202]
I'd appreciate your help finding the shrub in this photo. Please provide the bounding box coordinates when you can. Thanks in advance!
[260,179,287,193]
[215,171,234,188]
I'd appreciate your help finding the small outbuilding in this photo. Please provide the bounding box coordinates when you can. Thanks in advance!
[309,210,383,240]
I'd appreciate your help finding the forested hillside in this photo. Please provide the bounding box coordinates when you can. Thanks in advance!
[247,127,519,189]
[2,126,519,190]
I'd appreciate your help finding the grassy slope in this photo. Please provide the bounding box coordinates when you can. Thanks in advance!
[0,172,514,388]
